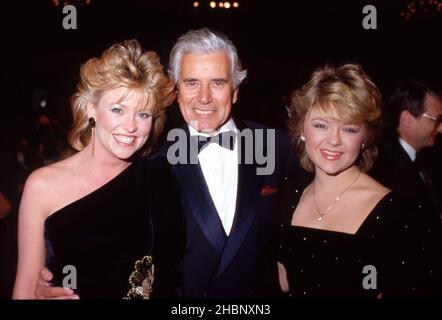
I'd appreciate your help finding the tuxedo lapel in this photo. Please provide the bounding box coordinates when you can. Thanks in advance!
[396,142,414,168]
[177,164,227,254]
[175,126,227,254]
[396,142,424,183]
[391,141,432,198]
[214,120,263,278]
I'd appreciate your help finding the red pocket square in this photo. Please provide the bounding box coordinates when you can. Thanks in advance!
[261,185,279,196]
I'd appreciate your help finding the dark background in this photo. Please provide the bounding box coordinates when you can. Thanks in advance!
[0,0,441,300]
[1,0,441,135]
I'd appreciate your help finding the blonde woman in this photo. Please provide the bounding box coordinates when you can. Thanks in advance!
[277,64,441,298]
[13,40,183,299]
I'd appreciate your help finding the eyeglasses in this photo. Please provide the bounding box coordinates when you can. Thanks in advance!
[422,113,442,126]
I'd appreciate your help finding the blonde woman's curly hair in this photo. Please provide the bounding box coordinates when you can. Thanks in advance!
[69,39,175,155]
[288,63,383,172]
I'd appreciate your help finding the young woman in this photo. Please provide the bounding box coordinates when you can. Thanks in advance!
[277,63,440,298]
[13,39,183,299]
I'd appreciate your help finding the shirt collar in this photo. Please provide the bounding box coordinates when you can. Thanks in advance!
[399,137,417,161]
[188,118,237,137]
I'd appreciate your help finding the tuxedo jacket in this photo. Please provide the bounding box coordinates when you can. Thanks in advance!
[160,119,290,298]
[370,138,440,224]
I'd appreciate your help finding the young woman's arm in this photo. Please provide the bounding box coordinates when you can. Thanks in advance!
[13,169,50,299]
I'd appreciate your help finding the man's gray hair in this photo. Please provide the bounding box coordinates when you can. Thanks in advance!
[168,28,247,89]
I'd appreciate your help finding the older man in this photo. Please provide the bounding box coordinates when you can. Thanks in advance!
[163,28,289,298]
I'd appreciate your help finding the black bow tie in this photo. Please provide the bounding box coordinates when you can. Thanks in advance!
[196,131,236,153]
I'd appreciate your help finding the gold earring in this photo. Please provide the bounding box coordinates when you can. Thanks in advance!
[89,117,96,156]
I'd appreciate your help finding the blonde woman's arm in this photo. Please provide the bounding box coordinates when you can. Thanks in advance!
[13,170,50,299]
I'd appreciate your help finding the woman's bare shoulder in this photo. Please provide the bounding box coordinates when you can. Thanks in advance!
[359,173,391,201]
[365,175,391,196]
[22,155,83,214]
[26,156,79,189]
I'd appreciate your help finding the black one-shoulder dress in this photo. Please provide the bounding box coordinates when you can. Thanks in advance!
[44,155,184,299]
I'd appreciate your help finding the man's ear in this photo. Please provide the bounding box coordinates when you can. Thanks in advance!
[400,110,414,128]
[232,88,239,104]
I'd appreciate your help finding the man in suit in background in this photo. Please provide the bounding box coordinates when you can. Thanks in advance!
[370,81,442,224]
[163,28,289,298]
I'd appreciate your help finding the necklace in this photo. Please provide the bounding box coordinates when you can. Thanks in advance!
[312,171,361,221]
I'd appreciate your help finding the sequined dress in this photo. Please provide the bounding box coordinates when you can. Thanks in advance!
[277,176,441,298]
[44,155,184,299]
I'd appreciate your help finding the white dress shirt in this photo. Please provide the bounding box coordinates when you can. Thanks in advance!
[188,119,238,235]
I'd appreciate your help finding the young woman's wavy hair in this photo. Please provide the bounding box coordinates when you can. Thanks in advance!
[68,39,175,155]
[288,63,383,172]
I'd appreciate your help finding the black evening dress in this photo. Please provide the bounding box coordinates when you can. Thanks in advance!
[277,176,441,298]
[44,155,184,299]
